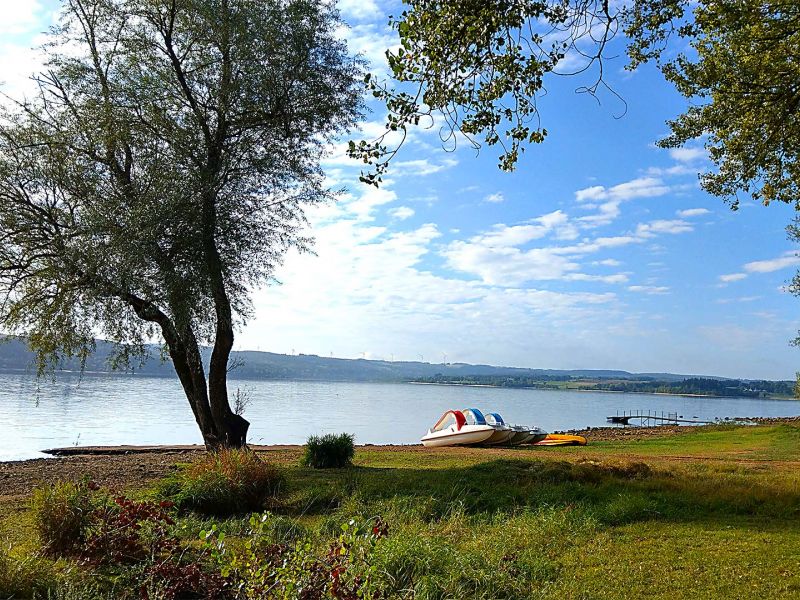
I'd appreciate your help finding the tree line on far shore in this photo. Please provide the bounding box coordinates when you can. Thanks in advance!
[415,375,796,399]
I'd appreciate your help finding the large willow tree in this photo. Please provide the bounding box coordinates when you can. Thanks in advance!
[0,0,363,448]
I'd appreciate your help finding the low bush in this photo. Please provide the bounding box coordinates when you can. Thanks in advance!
[161,449,283,515]
[301,433,355,469]
[31,480,95,555]
[83,496,177,565]
[202,513,387,599]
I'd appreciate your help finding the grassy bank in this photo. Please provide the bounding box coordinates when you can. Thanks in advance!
[1,424,799,598]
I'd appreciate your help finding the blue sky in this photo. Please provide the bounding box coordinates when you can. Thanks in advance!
[3,0,799,379]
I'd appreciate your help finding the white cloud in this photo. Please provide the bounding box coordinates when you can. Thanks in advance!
[0,40,46,101]
[719,251,800,284]
[716,295,761,304]
[669,147,706,163]
[449,210,575,251]
[566,273,630,284]
[241,211,620,361]
[593,259,622,267]
[442,239,581,286]
[628,285,669,295]
[388,206,414,220]
[573,177,673,230]
[479,224,551,247]
[484,192,505,204]
[337,0,381,21]
[339,23,398,74]
[0,0,42,35]
[575,185,606,202]
[635,219,693,237]
[646,164,695,177]
[341,185,398,222]
[744,252,800,274]
[577,200,622,227]
[575,177,670,203]
[677,208,711,218]
[393,158,458,176]
[440,206,701,287]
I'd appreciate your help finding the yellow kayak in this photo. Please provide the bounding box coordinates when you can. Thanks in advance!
[533,434,587,446]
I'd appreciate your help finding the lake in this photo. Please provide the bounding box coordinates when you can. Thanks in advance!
[2,371,799,461]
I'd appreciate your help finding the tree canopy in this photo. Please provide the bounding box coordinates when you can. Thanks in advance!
[350,0,620,184]
[627,0,800,209]
[0,0,364,448]
[355,0,800,213]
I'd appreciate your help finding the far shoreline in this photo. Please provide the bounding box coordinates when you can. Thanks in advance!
[408,380,797,401]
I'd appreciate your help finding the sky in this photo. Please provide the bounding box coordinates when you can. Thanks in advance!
[2,1,799,380]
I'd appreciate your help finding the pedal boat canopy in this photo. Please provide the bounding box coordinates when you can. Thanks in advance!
[431,410,466,432]
[462,408,487,425]
[421,409,495,447]
[485,412,505,426]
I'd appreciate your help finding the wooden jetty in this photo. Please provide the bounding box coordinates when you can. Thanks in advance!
[607,410,714,426]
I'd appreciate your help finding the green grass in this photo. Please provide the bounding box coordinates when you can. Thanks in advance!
[2,424,800,599]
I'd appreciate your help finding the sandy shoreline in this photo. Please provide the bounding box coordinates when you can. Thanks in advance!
[32,415,799,457]
[2,418,797,499]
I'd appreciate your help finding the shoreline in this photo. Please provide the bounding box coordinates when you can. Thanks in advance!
[25,415,800,457]
[1,418,799,499]
[408,380,796,400]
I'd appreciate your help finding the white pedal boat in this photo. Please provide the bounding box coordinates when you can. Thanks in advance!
[485,414,548,446]
[421,410,495,447]
[523,426,548,444]
[482,412,515,445]
[507,424,534,446]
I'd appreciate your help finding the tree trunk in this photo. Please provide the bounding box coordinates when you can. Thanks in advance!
[124,292,242,449]
[161,320,244,450]
[204,239,250,449]
[148,304,247,450]
[170,328,249,450]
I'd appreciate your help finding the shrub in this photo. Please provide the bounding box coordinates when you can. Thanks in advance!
[31,480,95,555]
[202,513,386,599]
[141,561,230,600]
[162,449,283,515]
[301,433,355,469]
[83,496,177,565]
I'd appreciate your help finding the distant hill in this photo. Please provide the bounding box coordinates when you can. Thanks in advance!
[0,336,783,387]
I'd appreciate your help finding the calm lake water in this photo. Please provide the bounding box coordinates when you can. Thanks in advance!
[2,371,800,461]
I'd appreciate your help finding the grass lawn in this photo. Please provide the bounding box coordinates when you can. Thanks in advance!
[1,424,799,599]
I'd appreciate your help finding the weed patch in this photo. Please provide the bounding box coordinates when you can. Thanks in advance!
[31,480,95,555]
[160,449,283,515]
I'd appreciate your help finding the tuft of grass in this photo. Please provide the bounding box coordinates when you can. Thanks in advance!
[0,545,102,600]
[0,545,55,598]
[301,433,355,469]
[31,481,94,556]
[159,448,283,516]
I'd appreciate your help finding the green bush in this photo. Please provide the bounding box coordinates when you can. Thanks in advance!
[202,513,384,599]
[31,481,95,555]
[160,448,283,515]
[301,433,355,469]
